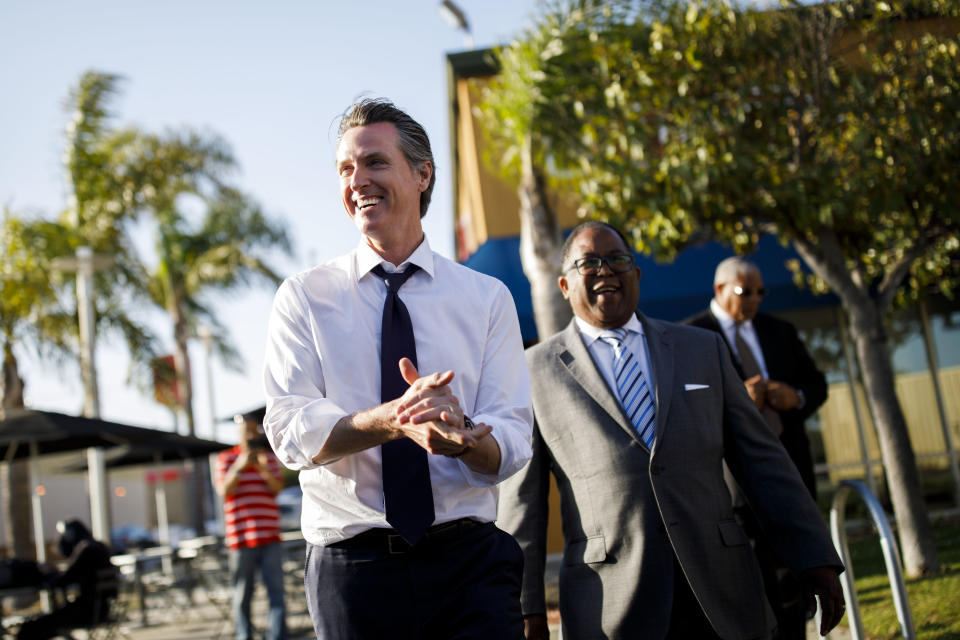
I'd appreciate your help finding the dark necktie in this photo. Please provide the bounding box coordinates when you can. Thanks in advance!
[734,325,783,436]
[372,264,435,544]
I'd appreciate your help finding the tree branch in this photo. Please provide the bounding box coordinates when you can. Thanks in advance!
[876,237,930,312]
[792,229,869,308]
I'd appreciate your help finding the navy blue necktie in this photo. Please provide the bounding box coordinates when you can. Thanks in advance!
[372,264,435,544]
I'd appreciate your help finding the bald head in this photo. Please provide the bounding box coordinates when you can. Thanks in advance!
[713,257,761,286]
[713,257,765,323]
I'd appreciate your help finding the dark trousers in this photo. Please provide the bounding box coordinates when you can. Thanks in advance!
[304,521,524,640]
[737,506,806,640]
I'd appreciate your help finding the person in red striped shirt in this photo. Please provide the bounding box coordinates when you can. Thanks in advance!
[216,407,287,640]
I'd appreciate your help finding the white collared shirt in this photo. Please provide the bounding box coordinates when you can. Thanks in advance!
[710,299,770,379]
[262,236,533,547]
[574,314,656,401]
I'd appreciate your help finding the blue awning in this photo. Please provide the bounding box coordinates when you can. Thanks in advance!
[464,234,838,343]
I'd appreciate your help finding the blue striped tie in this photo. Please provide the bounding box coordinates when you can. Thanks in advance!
[600,330,655,447]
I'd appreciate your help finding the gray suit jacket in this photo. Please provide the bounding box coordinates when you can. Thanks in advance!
[498,314,841,640]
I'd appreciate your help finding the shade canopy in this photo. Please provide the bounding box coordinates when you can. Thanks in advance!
[0,409,228,463]
[58,435,229,472]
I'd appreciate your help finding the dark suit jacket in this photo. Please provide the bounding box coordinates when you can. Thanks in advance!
[498,313,840,640]
[685,310,827,497]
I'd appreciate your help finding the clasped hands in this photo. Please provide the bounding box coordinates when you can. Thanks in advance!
[392,357,491,458]
[744,376,800,412]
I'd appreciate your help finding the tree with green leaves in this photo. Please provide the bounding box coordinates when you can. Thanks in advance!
[1,72,158,557]
[129,129,292,437]
[62,72,160,400]
[1,70,293,539]
[479,0,959,576]
[62,71,293,437]
[0,211,77,557]
[0,71,156,558]
[119,128,292,537]
[0,213,77,400]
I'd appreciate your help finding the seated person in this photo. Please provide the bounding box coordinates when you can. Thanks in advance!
[16,519,117,640]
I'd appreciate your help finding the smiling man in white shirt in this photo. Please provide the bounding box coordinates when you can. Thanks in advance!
[262,98,532,639]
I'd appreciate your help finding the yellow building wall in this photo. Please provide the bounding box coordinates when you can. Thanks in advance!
[455,76,581,259]
[821,366,960,482]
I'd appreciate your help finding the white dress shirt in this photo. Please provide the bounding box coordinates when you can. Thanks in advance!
[710,298,770,379]
[573,314,656,403]
[262,236,533,547]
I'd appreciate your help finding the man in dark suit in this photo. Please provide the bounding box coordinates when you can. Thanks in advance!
[498,222,844,640]
[685,257,829,639]
[685,257,827,499]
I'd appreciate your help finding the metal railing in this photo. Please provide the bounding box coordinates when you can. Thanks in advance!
[829,479,916,640]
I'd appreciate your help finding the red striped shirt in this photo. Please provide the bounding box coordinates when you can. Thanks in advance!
[216,446,282,549]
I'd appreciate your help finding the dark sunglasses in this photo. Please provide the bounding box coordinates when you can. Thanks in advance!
[733,285,767,297]
[566,254,634,276]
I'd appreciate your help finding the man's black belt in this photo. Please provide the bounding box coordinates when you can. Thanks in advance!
[330,518,484,554]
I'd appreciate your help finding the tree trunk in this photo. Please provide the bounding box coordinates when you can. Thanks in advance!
[1,347,34,559]
[792,237,940,577]
[171,304,195,438]
[846,300,941,576]
[518,138,571,342]
[170,302,206,535]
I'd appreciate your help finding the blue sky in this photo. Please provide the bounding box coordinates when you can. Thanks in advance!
[0,0,538,441]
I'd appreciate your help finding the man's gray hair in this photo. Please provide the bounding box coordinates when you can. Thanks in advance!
[337,98,436,218]
[714,256,761,286]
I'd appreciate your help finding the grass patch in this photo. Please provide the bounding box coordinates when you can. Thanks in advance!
[842,519,960,639]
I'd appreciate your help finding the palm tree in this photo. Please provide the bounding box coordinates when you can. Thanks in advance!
[127,131,291,537]
[0,212,76,558]
[61,71,159,397]
[0,71,160,558]
[125,130,292,436]
[62,71,293,433]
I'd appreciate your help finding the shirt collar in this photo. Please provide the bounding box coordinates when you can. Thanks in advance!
[575,313,644,347]
[356,235,435,280]
[710,298,753,332]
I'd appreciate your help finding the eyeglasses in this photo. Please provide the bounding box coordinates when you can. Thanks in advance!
[567,254,634,276]
[732,285,767,297]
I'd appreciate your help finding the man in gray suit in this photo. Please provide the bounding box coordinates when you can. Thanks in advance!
[498,221,844,640]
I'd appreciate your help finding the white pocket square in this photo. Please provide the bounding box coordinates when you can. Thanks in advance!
[684,383,710,391]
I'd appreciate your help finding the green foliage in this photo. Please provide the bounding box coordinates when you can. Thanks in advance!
[131,130,292,372]
[66,71,292,379]
[0,211,75,361]
[61,72,157,377]
[3,70,293,407]
[480,0,960,303]
[478,1,637,187]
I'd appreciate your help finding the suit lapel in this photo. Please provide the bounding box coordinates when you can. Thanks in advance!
[704,311,745,379]
[639,313,673,447]
[753,314,778,378]
[555,321,640,441]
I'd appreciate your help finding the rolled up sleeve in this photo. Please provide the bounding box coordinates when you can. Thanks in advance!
[263,278,347,470]
[461,282,533,486]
